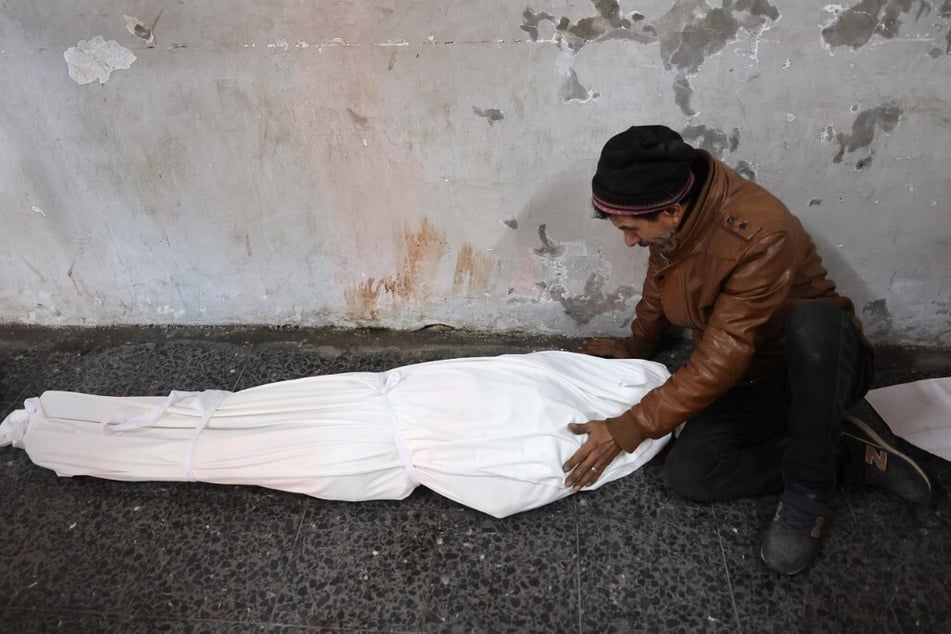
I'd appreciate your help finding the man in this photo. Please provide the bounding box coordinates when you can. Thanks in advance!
[562,124,932,575]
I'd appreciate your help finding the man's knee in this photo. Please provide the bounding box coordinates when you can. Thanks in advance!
[785,302,850,366]
[663,445,721,503]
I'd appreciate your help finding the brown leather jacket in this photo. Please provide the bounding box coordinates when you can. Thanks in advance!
[605,151,870,451]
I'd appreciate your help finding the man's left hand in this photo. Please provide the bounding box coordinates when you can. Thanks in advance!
[563,420,622,491]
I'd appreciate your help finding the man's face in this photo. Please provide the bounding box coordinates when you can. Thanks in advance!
[609,207,682,248]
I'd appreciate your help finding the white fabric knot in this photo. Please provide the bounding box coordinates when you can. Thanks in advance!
[0,397,39,448]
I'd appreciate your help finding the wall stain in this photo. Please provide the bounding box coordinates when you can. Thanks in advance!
[822,0,941,49]
[502,218,519,229]
[833,102,901,163]
[673,76,696,117]
[659,0,779,74]
[66,258,89,297]
[534,224,565,258]
[559,0,630,43]
[521,0,653,49]
[346,108,369,128]
[549,273,637,326]
[452,243,496,295]
[681,125,740,159]
[344,277,384,320]
[809,198,823,207]
[862,298,894,336]
[520,0,778,118]
[520,8,556,41]
[855,153,874,170]
[559,68,597,102]
[344,218,448,319]
[383,217,448,300]
[735,160,756,181]
[517,0,782,159]
[387,51,397,71]
[472,107,504,126]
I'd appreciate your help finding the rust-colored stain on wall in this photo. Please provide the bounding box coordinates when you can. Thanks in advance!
[345,218,449,319]
[344,277,384,320]
[452,243,496,295]
[383,217,447,299]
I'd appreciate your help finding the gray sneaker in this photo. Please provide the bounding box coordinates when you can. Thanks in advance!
[841,412,932,504]
[761,485,830,575]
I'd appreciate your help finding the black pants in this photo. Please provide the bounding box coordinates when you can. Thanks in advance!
[663,301,872,502]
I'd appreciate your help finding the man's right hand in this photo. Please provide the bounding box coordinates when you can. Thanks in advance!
[578,338,631,358]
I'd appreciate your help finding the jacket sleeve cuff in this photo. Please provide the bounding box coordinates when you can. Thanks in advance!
[604,410,645,453]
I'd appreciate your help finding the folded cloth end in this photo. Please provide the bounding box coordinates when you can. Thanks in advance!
[0,397,39,448]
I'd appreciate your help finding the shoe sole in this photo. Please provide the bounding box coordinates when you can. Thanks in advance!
[842,414,932,497]
[760,545,809,576]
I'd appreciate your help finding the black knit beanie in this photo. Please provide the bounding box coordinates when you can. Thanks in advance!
[592,125,697,215]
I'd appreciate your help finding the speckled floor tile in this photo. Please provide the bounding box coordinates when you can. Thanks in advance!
[123,494,303,624]
[1,330,949,633]
[308,482,479,518]
[271,505,440,630]
[27,344,157,397]
[0,609,273,633]
[881,526,951,631]
[424,511,580,633]
[843,484,949,532]
[124,341,248,395]
[333,350,472,375]
[576,447,714,524]
[578,517,737,632]
[0,353,46,403]
[0,459,25,554]
[232,345,335,391]
[4,491,169,613]
[1,443,35,485]
[718,505,905,632]
[1,609,129,633]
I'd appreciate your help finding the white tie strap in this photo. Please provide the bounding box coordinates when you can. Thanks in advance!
[97,389,231,481]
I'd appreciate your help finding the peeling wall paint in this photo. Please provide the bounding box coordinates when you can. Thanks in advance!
[832,102,902,164]
[63,36,136,85]
[550,272,638,326]
[822,0,941,49]
[472,107,504,125]
[2,1,950,344]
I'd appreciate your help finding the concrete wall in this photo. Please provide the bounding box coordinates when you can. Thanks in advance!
[1,1,949,344]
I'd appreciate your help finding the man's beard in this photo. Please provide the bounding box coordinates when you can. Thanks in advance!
[642,229,677,249]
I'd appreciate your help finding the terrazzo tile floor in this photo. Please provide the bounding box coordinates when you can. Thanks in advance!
[1,326,949,633]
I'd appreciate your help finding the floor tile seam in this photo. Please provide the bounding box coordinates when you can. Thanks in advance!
[712,506,744,634]
[574,500,583,634]
[278,499,311,625]
[0,604,274,627]
[229,350,257,392]
[575,508,717,529]
[888,602,908,634]
[412,508,453,634]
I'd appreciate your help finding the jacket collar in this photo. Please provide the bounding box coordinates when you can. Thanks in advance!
[656,150,729,260]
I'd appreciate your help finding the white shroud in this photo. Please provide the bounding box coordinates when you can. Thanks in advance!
[866,376,951,462]
[0,351,672,518]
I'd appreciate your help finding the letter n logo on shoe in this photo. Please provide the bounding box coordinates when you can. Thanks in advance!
[865,445,888,471]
